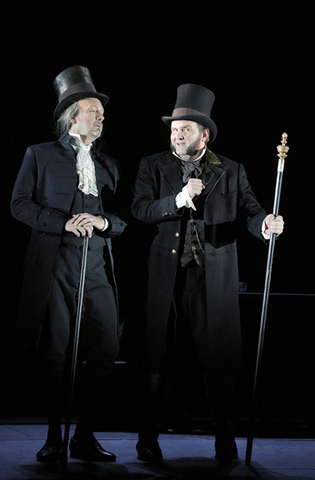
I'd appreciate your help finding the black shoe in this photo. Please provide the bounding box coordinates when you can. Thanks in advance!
[215,437,238,463]
[69,436,116,462]
[36,439,62,463]
[136,440,163,464]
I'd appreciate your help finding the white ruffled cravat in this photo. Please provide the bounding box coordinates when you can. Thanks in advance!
[69,134,99,197]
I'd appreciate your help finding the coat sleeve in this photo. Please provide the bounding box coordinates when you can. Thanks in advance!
[237,163,267,240]
[96,154,128,238]
[131,156,183,224]
[11,146,69,234]
[102,212,127,238]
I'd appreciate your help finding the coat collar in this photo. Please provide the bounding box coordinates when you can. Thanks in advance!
[58,132,99,151]
[161,147,222,167]
[55,133,113,193]
[57,133,103,164]
[158,148,224,196]
[54,133,76,163]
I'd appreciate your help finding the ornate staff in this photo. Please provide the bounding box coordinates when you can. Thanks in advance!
[60,235,89,465]
[245,133,289,466]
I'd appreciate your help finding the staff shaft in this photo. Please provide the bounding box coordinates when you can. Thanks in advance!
[245,134,288,466]
[60,235,89,465]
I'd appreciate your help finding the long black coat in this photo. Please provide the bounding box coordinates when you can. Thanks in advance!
[132,148,267,377]
[11,133,126,349]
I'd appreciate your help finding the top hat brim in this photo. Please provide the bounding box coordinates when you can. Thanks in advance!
[54,91,109,122]
[162,114,217,144]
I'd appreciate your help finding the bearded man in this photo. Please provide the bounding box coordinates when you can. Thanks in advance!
[131,84,284,464]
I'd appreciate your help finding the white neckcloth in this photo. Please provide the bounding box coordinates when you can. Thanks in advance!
[69,133,98,197]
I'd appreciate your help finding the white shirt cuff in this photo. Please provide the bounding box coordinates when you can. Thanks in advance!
[101,216,109,231]
[175,185,196,211]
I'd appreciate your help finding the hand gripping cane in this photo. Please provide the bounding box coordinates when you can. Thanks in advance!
[60,235,89,466]
[245,133,289,466]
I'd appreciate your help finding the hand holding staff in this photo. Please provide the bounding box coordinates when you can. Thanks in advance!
[245,133,289,466]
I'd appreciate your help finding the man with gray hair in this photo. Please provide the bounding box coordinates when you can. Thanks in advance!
[11,66,126,463]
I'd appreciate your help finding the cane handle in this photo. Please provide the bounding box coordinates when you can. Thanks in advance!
[277,133,289,172]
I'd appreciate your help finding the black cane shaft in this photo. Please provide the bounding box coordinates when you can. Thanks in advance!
[245,234,275,465]
[246,136,288,466]
[61,235,89,465]
[273,171,283,217]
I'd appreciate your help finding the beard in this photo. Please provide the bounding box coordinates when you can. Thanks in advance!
[170,137,201,158]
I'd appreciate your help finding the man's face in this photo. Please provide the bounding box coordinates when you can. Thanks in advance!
[170,120,209,161]
[70,98,104,144]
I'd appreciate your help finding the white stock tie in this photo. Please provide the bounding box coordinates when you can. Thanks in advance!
[70,136,99,197]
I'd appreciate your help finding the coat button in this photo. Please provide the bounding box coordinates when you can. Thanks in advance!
[172,249,177,254]
[175,232,179,237]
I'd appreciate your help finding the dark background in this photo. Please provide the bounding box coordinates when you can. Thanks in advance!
[1,2,314,435]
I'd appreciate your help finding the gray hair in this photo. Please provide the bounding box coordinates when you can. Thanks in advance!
[54,101,80,137]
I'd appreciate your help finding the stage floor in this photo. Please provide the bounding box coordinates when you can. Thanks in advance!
[0,422,314,479]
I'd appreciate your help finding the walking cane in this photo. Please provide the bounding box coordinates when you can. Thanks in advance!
[60,235,89,466]
[245,133,289,466]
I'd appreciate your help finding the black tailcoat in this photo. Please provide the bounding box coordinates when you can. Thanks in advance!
[132,149,267,377]
[11,133,126,348]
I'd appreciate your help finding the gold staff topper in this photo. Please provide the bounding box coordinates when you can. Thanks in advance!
[277,133,289,172]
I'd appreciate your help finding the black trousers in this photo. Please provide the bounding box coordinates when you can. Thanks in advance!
[44,241,119,438]
[139,262,236,443]
[170,262,208,371]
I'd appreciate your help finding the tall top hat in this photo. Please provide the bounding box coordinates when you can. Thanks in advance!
[162,84,217,144]
[53,65,109,122]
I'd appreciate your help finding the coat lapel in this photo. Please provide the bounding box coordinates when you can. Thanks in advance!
[158,152,183,194]
[202,149,225,198]
[158,149,225,197]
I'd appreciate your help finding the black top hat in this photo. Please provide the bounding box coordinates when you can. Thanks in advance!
[53,65,109,122]
[162,84,217,144]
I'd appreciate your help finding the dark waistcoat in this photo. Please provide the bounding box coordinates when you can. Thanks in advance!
[180,157,208,268]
